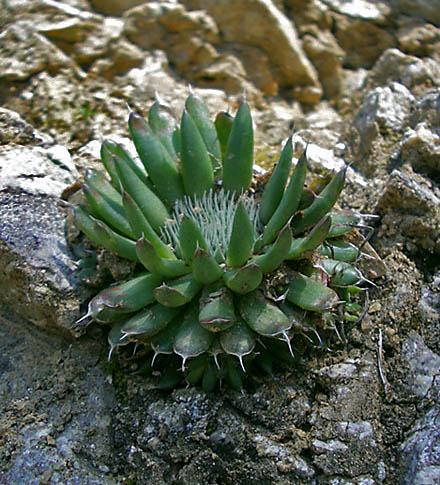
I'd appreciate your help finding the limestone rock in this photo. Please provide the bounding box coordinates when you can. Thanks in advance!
[89,0,147,16]
[418,272,440,353]
[399,332,440,484]
[322,0,392,22]
[355,82,415,135]
[302,27,345,99]
[376,168,440,254]
[0,23,74,81]
[39,16,126,67]
[399,88,440,182]
[285,0,333,31]
[0,315,117,484]
[397,20,440,58]
[182,0,321,101]
[333,14,396,69]
[89,36,144,79]
[392,0,440,26]
[0,109,87,336]
[370,48,440,91]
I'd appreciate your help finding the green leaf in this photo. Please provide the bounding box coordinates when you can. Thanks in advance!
[222,100,253,193]
[287,270,339,311]
[259,136,293,225]
[178,215,208,264]
[185,93,222,176]
[261,148,307,246]
[226,201,255,267]
[238,290,292,337]
[154,274,202,307]
[129,112,185,204]
[223,263,262,295]
[199,283,236,332]
[180,109,214,198]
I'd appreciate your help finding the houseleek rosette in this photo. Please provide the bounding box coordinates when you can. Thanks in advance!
[73,93,372,390]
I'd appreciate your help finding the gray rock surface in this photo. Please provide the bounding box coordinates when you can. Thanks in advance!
[0,109,86,335]
[0,313,117,484]
[399,332,440,484]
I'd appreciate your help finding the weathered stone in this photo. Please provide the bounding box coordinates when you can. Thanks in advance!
[41,16,126,67]
[193,54,261,100]
[355,82,415,135]
[400,88,440,182]
[376,168,440,254]
[392,0,440,26]
[418,272,440,353]
[90,36,144,79]
[399,332,440,484]
[401,122,440,182]
[302,27,345,99]
[311,355,383,478]
[232,45,280,96]
[89,0,147,16]
[124,3,219,50]
[370,48,440,90]
[0,24,74,81]
[400,331,440,400]
[337,67,369,113]
[0,110,86,336]
[0,145,77,197]
[182,0,321,97]
[0,108,53,146]
[0,314,117,484]
[123,2,237,93]
[333,14,396,69]
[397,19,440,58]
[285,0,332,31]
[322,0,392,22]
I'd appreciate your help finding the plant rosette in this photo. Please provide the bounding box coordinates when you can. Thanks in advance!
[72,93,375,390]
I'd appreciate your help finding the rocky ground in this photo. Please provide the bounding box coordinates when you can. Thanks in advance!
[1,0,439,483]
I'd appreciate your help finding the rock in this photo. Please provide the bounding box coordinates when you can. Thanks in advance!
[400,331,440,400]
[182,0,321,100]
[0,23,74,81]
[311,354,384,479]
[337,67,369,113]
[400,407,440,485]
[89,36,144,79]
[392,0,440,26]
[39,16,126,67]
[192,54,261,100]
[376,168,440,254]
[123,3,240,93]
[399,332,440,484]
[418,272,440,353]
[285,0,333,31]
[399,88,440,182]
[0,314,117,484]
[333,14,396,69]
[0,108,53,146]
[321,0,391,22]
[397,19,440,58]
[370,48,440,91]
[302,27,345,99]
[400,122,440,182]
[89,0,147,16]
[118,53,229,114]
[355,82,415,136]
[0,109,87,336]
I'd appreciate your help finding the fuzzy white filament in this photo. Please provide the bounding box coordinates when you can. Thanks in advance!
[161,188,260,260]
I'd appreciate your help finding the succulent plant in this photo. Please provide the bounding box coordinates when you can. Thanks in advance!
[73,93,374,390]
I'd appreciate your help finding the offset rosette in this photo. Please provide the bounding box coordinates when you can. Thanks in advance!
[73,93,374,390]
